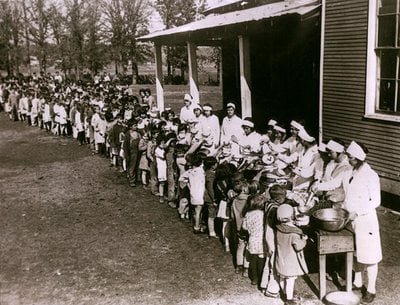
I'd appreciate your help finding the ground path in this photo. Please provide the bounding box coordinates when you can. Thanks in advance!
[0,114,399,305]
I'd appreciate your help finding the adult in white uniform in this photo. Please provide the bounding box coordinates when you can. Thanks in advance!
[291,128,320,190]
[231,118,262,156]
[179,94,196,124]
[220,103,244,145]
[200,103,220,148]
[312,138,352,204]
[343,141,382,304]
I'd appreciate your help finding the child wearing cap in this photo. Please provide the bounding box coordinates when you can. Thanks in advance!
[260,184,288,298]
[275,204,309,305]
[241,194,266,287]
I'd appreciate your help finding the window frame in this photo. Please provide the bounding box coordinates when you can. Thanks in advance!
[365,0,400,122]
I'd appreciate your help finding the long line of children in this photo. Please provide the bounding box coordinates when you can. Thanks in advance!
[0,77,310,305]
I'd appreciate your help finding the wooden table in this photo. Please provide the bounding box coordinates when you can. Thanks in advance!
[315,227,354,299]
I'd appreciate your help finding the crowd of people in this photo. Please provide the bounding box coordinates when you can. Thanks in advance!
[0,73,382,304]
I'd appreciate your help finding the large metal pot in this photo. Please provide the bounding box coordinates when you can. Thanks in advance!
[311,208,349,232]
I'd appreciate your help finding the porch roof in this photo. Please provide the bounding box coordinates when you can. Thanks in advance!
[138,0,320,44]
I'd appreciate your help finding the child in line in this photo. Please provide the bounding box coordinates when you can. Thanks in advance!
[203,156,218,238]
[241,194,266,287]
[124,122,141,187]
[276,204,309,305]
[260,184,288,298]
[231,180,250,275]
[138,132,150,189]
[179,153,205,233]
[147,128,159,195]
[155,134,167,203]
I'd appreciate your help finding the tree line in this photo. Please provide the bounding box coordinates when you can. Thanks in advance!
[0,0,207,83]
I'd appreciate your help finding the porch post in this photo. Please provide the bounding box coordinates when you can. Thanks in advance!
[238,35,252,118]
[155,43,164,111]
[187,41,200,103]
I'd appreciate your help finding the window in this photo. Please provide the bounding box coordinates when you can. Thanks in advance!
[366,0,400,121]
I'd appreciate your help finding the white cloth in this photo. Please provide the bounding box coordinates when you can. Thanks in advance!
[343,163,382,264]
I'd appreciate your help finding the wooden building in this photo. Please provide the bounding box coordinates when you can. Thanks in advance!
[139,0,400,199]
[321,0,400,199]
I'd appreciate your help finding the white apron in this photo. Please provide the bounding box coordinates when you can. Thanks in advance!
[343,163,382,264]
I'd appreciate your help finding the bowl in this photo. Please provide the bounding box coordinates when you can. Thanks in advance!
[295,214,310,226]
[324,291,360,305]
[298,205,312,215]
[311,208,349,232]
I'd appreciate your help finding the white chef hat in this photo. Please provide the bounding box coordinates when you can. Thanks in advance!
[346,141,366,161]
[267,119,277,127]
[298,128,315,142]
[326,139,345,153]
[290,120,304,131]
[202,105,212,111]
[226,102,236,109]
[318,143,327,152]
[273,125,286,133]
[241,119,254,128]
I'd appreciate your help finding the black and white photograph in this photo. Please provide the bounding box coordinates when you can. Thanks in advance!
[0,0,399,304]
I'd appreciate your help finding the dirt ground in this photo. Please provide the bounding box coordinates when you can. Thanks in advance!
[0,114,400,305]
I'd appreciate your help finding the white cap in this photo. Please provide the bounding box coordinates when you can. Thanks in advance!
[226,102,236,109]
[267,119,277,126]
[290,120,304,131]
[298,129,315,142]
[318,143,327,152]
[241,119,254,128]
[202,105,212,111]
[184,93,192,102]
[326,139,344,153]
[346,141,366,161]
[273,125,286,133]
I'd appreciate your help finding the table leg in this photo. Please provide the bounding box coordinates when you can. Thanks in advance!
[346,252,353,292]
[319,254,326,299]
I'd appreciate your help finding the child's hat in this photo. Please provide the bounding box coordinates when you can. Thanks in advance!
[277,204,294,222]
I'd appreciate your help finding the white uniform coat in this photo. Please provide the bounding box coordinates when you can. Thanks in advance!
[343,163,382,264]
[220,115,244,145]
[200,115,220,147]
[292,144,319,190]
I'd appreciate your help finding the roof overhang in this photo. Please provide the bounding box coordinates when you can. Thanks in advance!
[138,0,320,45]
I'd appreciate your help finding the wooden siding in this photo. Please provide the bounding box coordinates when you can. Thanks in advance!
[322,0,400,186]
